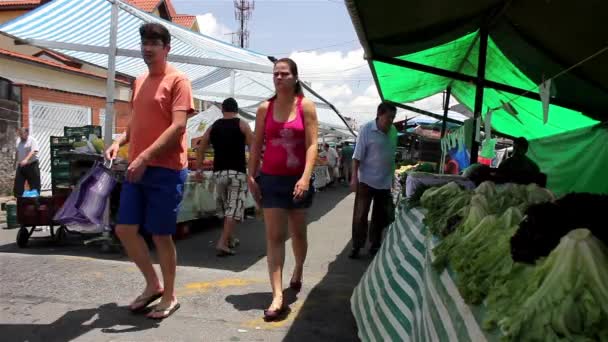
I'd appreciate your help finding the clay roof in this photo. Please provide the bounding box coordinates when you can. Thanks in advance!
[0,0,42,8]
[123,0,161,13]
[0,48,130,85]
[171,14,196,28]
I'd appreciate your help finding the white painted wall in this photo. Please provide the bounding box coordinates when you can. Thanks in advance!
[0,58,131,101]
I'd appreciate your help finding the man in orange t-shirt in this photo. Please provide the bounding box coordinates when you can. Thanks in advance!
[106,23,194,320]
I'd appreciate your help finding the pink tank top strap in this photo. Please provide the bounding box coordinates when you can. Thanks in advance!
[296,95,304,120]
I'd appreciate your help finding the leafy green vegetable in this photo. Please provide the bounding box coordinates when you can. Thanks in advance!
[432,208,523,304]
[475,181,497,198]
[453,208,523,304]
[487,229,608,341]
[421,182,472,236]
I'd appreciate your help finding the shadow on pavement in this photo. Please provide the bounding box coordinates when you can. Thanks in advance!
[0,302,159,342]
[226,288,298,312]
[0,187,351,273]
[283,244,372,342]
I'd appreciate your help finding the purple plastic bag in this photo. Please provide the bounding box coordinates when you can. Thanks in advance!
[76,163,116,225]
[53,162,116,226]
[53,165,98,225]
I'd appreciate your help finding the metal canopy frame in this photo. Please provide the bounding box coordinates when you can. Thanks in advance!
[14,38,274,74]
[7,0,356,145]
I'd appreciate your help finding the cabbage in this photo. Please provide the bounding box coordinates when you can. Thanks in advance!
[433,208,523,304]
[487,229,608,341]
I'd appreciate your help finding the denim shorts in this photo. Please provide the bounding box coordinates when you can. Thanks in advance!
[117,166,188,235]
[258,172,314,210]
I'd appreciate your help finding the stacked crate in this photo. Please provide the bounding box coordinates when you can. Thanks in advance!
[64,125,102,141]
[49,136,75,195]
[50,125,103,195]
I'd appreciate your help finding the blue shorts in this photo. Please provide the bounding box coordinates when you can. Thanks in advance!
[117,166,188,235]
[258,172,314,210]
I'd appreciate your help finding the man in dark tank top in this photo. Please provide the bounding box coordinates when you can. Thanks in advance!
[196,98,254,256]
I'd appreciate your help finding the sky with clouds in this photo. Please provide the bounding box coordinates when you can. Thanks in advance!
[174,0,447,124]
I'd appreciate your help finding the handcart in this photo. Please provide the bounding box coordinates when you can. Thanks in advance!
[16,195,68,248]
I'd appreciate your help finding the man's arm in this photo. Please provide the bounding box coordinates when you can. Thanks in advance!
[239,119,255,154]
[352,159,361,182]
[113,125,130,146]
[196,128,212,170]
[21,138,39,165]
[137,110,187,162]
[350,127,367,189]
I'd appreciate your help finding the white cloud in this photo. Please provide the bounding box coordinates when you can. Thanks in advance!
[287,48,461,125]
[196,14,231,42]
[287,49,383,123]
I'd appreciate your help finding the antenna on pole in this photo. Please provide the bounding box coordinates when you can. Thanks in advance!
[232,0,255,48]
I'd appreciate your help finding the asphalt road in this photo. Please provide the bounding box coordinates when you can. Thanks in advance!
[0,185,374,342]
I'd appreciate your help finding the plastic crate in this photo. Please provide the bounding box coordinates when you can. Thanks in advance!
[51,169,71,180]
[64,125,101,139]
[51,159,71,168]
[51,147,71,159]
[50,136,76,147]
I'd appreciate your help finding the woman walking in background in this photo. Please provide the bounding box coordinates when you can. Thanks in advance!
[247,58,319,321]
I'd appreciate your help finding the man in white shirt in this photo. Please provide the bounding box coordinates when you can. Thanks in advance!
[323,143,339,184]
[349,102,397,259]
[14,128,41,197]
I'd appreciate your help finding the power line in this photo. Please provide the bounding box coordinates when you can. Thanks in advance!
[300,64,368,75]
[268,39,359,55]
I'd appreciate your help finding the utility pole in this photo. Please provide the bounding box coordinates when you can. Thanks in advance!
[232,0,254,48]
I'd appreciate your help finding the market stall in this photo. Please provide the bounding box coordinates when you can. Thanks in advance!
[177,171,256,223]
[352,181,608,341]
[351,205,489,341]
[312,165,331,189]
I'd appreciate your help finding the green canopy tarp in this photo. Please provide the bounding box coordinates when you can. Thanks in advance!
[346,0,608,125]
[528,125,608,196]
[373,32,599,139]
[347,0,608,194]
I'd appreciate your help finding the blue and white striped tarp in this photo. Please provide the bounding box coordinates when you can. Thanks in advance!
[351,206,498,342]
[0,0,351,131]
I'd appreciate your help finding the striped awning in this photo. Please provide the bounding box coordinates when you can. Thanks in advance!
[0,0,353,134]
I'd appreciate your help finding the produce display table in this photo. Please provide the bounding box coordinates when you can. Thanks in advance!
[177,172,256,223]
[350,205,496,342]
[313,165,331,189]
[405,172,475,198]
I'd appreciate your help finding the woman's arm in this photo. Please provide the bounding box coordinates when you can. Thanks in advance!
[247,102,268,178]
[301,98,319,180]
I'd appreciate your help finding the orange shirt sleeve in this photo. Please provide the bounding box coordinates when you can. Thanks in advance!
[171,76,195,114]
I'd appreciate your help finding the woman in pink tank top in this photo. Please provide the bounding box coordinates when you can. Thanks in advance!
[247,58,319,321]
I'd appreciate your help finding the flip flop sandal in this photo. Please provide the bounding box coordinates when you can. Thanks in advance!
[129,292,164,313]
[263,305,287,322]
[216,248,235,257]
[147,302,181,320]
[289,279,302,292]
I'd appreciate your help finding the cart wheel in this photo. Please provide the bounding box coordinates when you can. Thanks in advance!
[16,226,29,248]
[55,226,67,244]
